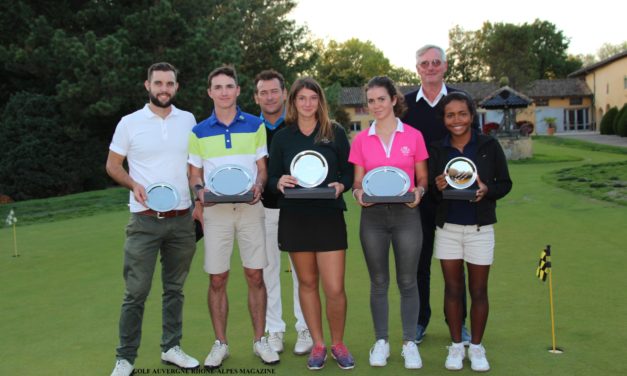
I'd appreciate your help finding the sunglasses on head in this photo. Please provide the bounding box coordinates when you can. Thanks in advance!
[418,59,443,68]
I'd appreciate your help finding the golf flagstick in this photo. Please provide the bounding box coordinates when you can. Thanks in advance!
[536,245,562,353]
[6,209,19,257]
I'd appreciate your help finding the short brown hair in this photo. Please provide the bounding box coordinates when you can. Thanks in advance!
[147,62,178,81]
[254,70,286,93]
[207,65,238,88]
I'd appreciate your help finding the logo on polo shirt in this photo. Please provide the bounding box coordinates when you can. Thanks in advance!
[400,146,411,156]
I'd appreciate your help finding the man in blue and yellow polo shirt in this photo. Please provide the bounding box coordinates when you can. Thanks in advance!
[188,66,279,369]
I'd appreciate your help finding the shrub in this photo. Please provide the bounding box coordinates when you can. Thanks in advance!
[600,107,619,135]
[616,104,627,137]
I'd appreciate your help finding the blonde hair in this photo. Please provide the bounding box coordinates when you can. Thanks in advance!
[285,77,334,143]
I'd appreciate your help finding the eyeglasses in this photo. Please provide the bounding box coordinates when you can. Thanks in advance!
[418,59,443,69]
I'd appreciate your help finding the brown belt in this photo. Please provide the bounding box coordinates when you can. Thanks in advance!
[137,208,190,219]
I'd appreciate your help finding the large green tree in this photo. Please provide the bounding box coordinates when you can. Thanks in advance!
[0,0,317,200]
[446,20,583,88]
[315,38,418,87]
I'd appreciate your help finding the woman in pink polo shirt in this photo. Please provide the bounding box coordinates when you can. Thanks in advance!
[348,76,428,369]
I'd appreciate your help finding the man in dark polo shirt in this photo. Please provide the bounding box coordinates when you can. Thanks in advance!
[402,44,478,345]
[253,70,313,355]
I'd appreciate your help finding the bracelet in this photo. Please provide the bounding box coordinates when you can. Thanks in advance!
[417,186,426,197]
[352,188,361,200]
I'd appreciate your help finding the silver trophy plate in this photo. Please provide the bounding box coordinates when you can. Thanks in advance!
[443,157,477,200]
[363,166,410,196]
[207,165,254,195]
[205,165,255,203]
[444,157,477,189]
[290,150,328,188]
[362,166,414,203]
[146,182,180,212]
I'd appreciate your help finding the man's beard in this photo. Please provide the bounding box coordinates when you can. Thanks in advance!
[149,92,174,108]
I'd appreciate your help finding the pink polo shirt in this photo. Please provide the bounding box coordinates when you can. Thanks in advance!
[349,119,428,189]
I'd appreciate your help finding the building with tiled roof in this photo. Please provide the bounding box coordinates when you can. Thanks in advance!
[568,50,627,124]
[340,78,595,135]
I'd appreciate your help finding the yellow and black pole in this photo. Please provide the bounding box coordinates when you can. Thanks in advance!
[537,245,562,353]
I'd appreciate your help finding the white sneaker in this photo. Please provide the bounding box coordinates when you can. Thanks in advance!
[369,339,390,367]
[267,332,285,353]
[401,341,423,369]
[204,340,229,370]
[294,329,314,355]
[468,344,490,372]
[161,345,199,369]
[254,337,280,365]
[445,343,465,370]
[110,359,133,376]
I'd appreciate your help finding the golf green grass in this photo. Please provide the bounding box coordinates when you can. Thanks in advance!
[1,138,626,375]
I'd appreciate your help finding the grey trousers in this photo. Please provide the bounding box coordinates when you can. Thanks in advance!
[115,212,196,363]
[360,204,422,341]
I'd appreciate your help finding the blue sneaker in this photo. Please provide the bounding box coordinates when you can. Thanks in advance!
[331,343,355,370]
[461,325,471,346]
[415,324,426,344]
[307,344,327,370]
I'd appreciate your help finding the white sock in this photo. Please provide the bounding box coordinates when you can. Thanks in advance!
[451,342,464,348]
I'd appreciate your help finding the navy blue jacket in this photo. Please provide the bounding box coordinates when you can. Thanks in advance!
[428,131,512,227]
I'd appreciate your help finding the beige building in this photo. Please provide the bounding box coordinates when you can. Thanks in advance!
[569,50,627,124]
[340,79,594,135]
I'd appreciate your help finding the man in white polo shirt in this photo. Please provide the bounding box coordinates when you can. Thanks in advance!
[106,62,199,376]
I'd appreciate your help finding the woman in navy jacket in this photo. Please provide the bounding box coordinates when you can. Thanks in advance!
[428,92,512,372]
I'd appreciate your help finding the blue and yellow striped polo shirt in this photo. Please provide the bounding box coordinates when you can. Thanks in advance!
[188,107,267,183]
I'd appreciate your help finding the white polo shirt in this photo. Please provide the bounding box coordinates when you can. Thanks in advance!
[110,104,196,212]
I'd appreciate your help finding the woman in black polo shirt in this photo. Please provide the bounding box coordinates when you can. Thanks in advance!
[267,77,354,370]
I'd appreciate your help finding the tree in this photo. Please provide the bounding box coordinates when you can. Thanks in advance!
[482,21,537,88]
[0,92,104,200]
[597,41,627,60]
[315,38,417,87]
[316,38,392,87]
[446,25,489,82]
[447,20,581,88]
[0,0,317,200]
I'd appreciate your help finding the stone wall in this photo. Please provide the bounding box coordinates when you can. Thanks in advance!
[498,137,533,160]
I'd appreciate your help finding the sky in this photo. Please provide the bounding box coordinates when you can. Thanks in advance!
[289,0,626,71]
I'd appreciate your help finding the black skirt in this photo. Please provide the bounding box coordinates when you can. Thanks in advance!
[278,207,348,252]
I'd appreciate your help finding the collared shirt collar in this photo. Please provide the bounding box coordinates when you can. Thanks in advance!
[368,118,405,136]
[416,84,448,108]
[207,106,245,127]
[260,109,285,130]
[142,103,180,119]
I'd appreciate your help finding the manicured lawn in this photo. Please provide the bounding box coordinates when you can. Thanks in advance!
[1,138,626,375]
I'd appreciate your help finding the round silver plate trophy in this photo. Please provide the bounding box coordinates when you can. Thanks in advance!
[284,150,336,199]
[362,166,414,203]
[204,164,255,203]
[443,157,478,200]
[146,182,180,211]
